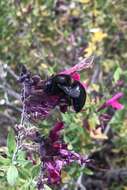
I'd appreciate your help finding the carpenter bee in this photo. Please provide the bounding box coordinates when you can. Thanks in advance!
[44,74,86,112]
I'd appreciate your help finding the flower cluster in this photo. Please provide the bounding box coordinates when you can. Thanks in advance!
[19,66,60,121]
[19,57,93,121]
[37,122,89,188]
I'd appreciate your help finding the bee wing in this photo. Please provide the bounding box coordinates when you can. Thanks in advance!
[58,84,80,98]
[68,85,80,98]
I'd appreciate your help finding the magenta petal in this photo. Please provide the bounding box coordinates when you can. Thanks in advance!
[106,92,124,104]
[60,149,70,156]
[106,92,124,110]
[46,162,61,184]
[55,160,64,170]
[49,122,64,142]
[110,101,124,110]
[98,92,124,112]
[60,56,94,75]
[52,122,64,132]
[71,72,80,81]
[46,162,54,170]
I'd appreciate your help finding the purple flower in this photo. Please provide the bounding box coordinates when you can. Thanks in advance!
[19,67,63,121]
[106,92,124,110]
[49,122,64,142]
[19,57,93,121]
[46,160,64,184]
[97,92,124,112]
[38,122,89,185]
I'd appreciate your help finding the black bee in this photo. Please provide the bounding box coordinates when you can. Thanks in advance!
[44,74,86,112]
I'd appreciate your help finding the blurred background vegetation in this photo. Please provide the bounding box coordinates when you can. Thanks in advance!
[0,0,127,189]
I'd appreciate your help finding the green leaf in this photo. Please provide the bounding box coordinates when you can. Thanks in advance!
[7,165,18,186]
[114,67,122,82]
[83,168,94,175]
[44,184,52,190]
[31,165,40,178]
[18,167,31,179]
[0,156,10,165]
[7,129,16,155]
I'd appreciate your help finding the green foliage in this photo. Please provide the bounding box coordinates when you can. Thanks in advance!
[7,129,16,156]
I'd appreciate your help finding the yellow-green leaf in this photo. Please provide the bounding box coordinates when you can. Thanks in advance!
[7,165,18,186]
